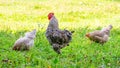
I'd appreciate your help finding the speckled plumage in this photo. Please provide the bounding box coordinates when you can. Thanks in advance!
[46,13,74,54]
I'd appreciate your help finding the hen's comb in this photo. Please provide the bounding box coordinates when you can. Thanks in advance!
[85,33,90,37]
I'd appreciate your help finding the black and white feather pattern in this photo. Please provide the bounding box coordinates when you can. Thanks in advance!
[46,16,74,54]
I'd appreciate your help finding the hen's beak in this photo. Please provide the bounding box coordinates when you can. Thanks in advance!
[85,33,90,37]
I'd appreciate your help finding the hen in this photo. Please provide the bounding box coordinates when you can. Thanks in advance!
[46,13,74,54]
[86,25,113,44]
[13,29,36,51]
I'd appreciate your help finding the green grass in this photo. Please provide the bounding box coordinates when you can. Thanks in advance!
[0,0,120,68]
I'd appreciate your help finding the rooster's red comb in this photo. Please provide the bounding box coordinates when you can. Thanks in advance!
[48,12,54,20]
[48,12,54,16]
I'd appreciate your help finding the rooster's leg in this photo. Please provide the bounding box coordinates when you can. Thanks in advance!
[52,44,61,54]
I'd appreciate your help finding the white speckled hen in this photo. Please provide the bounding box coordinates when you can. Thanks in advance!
[13,29,36,50]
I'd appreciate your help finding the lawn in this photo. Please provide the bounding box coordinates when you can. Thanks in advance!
[0,0,120,68]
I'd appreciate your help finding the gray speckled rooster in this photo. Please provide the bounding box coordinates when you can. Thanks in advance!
[46,13,74,54]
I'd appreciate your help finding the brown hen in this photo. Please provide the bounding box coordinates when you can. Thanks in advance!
[86,25,112,44]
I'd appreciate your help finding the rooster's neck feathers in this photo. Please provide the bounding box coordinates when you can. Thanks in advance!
[48,16,59,30]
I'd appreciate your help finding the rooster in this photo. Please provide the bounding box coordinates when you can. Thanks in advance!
[46,13,74,54]
[86,25,113,44]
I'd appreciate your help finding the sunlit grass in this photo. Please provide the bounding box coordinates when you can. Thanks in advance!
[0,0,120,68]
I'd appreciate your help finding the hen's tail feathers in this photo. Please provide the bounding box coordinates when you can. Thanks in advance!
[32,29,36,35]
[108,25,113,30]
